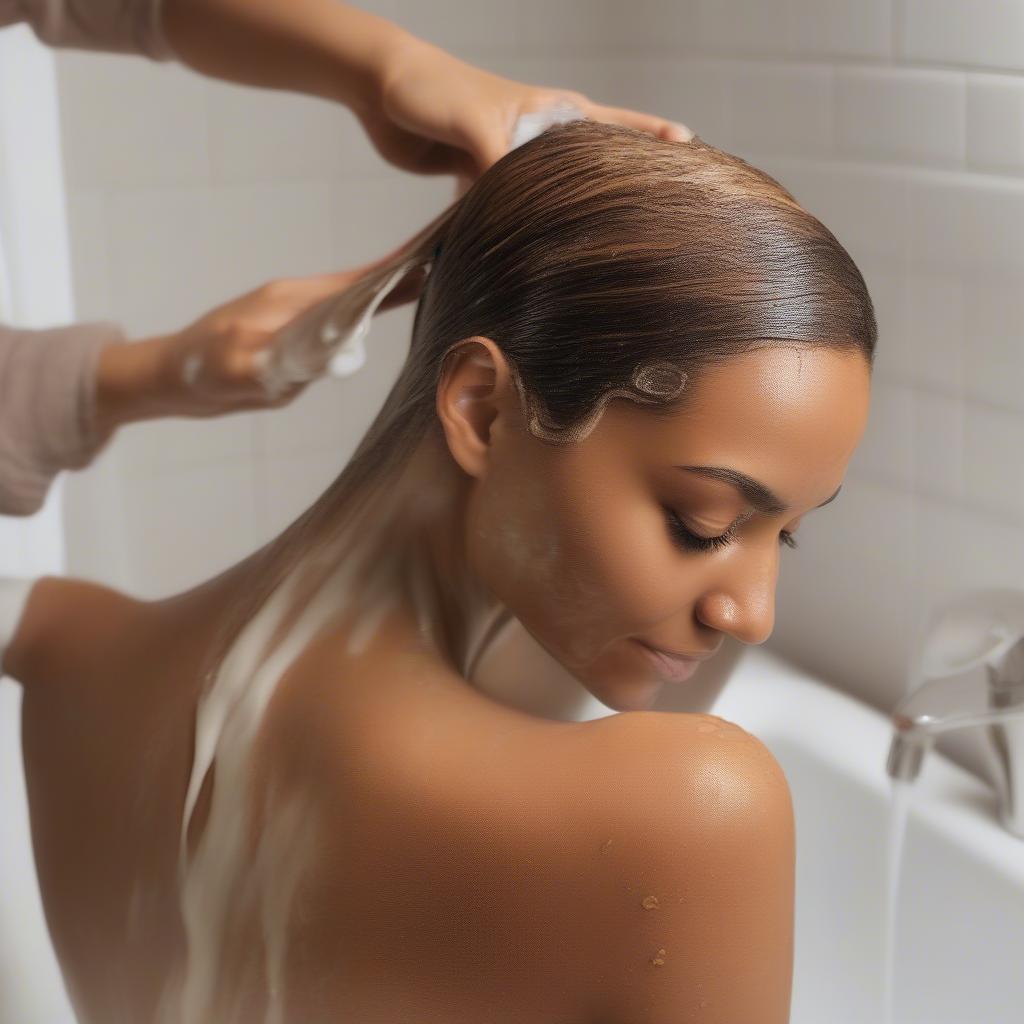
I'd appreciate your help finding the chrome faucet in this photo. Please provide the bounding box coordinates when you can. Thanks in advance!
[886,587,1024,840]
[887,637,1024,838]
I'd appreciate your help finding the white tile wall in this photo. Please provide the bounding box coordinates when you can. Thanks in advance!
[912,390,964,502]
[898,0,1024,73]
[63,190,111,322]
[788,0,893,60]
[847,381,915,489]
[728,64,837,155]
[964,276,1024,413]
[57,54,210,189]
[836,67,966,167]
[967,74,1024,173]
[905,269,964,393]
[53,0,1024,782]
[114,458,260,597]
[386,0,703,58]
[695,0,796,58]
[772,475,919,712]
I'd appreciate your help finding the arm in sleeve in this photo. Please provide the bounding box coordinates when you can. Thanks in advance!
[0,320,123,516]
[0,0,175,60]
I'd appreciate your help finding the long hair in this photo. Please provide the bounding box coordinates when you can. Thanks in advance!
[208,118,877,678]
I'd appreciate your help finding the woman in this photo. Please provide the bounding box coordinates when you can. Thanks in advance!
[5,121,874,1023]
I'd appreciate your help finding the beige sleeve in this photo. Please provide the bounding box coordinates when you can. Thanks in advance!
[0,320,124,516]
[0,0,175,60]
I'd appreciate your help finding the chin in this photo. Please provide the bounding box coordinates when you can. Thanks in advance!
[510,618,664,714]
[544,638,663,714]
[586,673,664,713]
[614,682,664,713]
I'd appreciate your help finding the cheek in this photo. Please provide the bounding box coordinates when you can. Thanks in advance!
[553,482,686,629]
[468,465,568,615]
[470,459,688,667]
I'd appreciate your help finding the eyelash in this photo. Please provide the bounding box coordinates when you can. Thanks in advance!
[664,509,798,553]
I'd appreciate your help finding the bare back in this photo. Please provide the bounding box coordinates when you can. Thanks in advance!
[15,571,793,1024]
[15,572,620,1022]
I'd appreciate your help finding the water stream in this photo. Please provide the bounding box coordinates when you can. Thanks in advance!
[882,777,914,1024]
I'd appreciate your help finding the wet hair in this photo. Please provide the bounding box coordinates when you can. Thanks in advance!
[414,121,875,446]
[211,119,876,664]
[341,119,874,486]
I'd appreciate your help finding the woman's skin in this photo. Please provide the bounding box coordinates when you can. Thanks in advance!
[8,341,870,1022]
[429,341,866,713]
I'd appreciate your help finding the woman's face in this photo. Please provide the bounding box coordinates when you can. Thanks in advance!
[446,341,871,712]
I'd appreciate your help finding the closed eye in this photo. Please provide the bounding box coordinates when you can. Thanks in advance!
[664,508,798,554]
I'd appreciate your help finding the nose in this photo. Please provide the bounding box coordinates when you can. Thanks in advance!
[694,546,778,647]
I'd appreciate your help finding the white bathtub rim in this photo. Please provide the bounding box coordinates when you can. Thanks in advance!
[715,646,1024,886]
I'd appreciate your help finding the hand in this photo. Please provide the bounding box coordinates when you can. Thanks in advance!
[361,31,694,181]
[157,256,426,416]
[94,254,426,438]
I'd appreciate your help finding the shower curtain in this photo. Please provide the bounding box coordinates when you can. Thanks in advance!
[0,23,79,1024]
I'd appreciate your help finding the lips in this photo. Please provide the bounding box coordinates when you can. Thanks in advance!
[642,641,716,661]
[633,639,703,683]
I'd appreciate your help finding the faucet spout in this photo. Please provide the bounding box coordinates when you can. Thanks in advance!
[886,731,932,783]
[886,637,1024,838]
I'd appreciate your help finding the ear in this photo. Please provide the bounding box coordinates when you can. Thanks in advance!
[436,337,516,480]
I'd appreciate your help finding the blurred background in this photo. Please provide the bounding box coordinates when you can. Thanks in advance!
[3,0,1024,1018]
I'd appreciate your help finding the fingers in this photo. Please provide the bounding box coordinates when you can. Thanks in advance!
[268,266,378,314]
[366,116,469,177]
[464,121,512,176]
[378,264,428,311]
[399,127,497,178]
[586,101,694,143]
[414,140,479,177]
[286,265,413,318]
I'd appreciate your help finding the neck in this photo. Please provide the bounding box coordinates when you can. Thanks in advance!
[337,433,507,679]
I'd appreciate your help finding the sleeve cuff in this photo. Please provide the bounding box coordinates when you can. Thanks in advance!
[0,320,125,517]
[19,0,177,61]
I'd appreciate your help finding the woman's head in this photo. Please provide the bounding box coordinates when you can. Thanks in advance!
[411,119,875,441]
[437,338,868,711]
[232,121,875,710]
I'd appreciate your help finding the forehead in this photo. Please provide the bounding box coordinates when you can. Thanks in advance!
[605,346,871,502]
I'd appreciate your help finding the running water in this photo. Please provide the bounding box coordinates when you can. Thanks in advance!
[882,778,914,1024]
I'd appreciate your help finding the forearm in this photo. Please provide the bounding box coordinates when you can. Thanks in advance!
[94,335,179,439]
[161,0,409,114]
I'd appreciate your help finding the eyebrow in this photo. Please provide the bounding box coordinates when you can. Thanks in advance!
[675,465,843,516]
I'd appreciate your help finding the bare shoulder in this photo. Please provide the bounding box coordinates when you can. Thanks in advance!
[272,651,794,1022]
[7,573,220,696]
[4,575,146,688]
[568,710,796,1024]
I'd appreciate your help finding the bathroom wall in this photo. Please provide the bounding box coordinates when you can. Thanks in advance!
[57,0,1024,781]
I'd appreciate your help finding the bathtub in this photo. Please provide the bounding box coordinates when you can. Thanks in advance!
[679,646,1024,1024]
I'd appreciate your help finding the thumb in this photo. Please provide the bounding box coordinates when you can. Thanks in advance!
[462,119,511,177]
[377,264,428,312]
[294,263,382,303]
[280,262,421,323]
[589,102,694,144]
